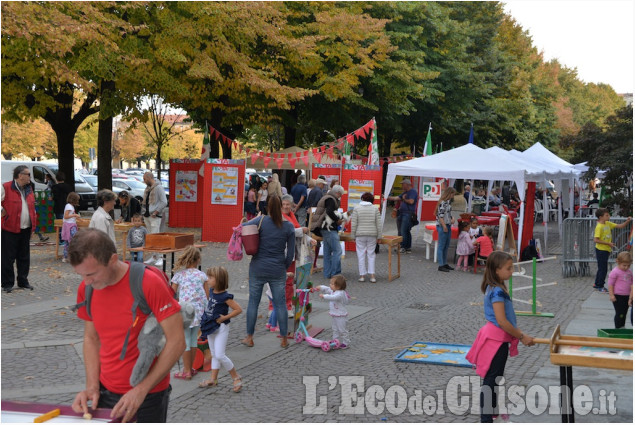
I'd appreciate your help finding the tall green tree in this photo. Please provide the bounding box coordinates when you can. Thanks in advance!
[562,105,633,215]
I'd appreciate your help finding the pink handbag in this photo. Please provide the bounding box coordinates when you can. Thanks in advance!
[241,216,265,255]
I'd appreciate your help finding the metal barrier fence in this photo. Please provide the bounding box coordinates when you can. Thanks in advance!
[562,217,632,277]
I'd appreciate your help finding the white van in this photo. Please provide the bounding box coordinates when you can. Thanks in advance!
[1,160,96,211]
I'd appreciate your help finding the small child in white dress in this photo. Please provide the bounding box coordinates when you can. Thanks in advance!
[315,274,351,349]
[456,221,475,271]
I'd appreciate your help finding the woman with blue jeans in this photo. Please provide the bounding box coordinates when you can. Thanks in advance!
[241,195,295,349]
[435,187,457,272]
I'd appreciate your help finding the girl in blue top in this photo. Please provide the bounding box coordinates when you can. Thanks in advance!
[479,251,535,423]
[199,266,243,392]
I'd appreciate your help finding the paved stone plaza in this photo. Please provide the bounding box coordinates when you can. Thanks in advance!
[1,219,632,423]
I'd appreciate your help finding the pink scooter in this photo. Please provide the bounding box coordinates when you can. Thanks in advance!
[294,288,341,352]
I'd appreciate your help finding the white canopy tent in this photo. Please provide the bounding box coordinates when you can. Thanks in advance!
[381,143,579,255]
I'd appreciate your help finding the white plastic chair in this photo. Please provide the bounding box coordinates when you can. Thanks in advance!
[534,199,544,222]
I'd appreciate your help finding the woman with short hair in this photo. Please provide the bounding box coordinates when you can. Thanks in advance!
[351,192,381,282]
[89,189,117,243]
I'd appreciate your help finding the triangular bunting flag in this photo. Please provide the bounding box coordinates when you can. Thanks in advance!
[301,155,309,167]
[296,151,302,158]
[251,152,259,164]
[289,157,297,168]
[354,128,365,140]
[263,156,272,168]
[275,157,284,168]
[314,151,322,163]
[346,133,354,145]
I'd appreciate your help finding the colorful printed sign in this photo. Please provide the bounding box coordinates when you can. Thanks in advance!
[175,171,198,202]
[211,167,239,205]
[347,179,374,209]
[421,182,443,200]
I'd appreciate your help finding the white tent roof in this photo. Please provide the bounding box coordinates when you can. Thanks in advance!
[384,144,528,190]
[516,142,579,178]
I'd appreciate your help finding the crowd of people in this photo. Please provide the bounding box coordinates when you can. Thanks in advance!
[3,164,632,423]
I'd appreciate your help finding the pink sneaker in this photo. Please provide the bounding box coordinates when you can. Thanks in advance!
[265,324,272,330]
[270,326,279,332]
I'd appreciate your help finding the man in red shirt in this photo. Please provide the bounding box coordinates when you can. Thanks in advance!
[1,165,37,293]
[69,228,184,423]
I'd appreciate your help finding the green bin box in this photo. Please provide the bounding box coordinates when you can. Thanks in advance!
[597,328,633,339]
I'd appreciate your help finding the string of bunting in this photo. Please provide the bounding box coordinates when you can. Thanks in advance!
[207,119,377,166]
[350,152,414,166]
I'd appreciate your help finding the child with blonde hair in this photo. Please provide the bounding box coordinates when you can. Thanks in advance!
[608,251,633,328]
[199,266,243,392]
[61,192,81,263]
[315,274,351,349]
[456,221,475,271]
[170,246,207,380]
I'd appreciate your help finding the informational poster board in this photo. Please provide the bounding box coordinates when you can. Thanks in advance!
[211,167,239,205]
[169,159,204,228]
[202,159,245,242]
[347,179,375,209]
[341,164,382,211]
[175,170,198,202]
[340,164,383,252]
[311,163,341,191]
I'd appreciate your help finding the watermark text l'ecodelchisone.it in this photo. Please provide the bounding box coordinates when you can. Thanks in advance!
[302,376,618,417]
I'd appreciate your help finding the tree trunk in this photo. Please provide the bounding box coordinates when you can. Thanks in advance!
[55,126,78,193]
[97,116,113,191]
[281,106,298,188]
[97,80,115,192]
[156,142,162,181]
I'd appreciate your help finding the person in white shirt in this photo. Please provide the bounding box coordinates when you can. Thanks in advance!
[89,189,116,244]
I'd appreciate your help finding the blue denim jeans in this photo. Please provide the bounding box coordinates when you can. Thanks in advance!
[436,225,451,266]
[594,248,610,288]
[322,230,342,278]
[267,295,278,328]
[246,273,287,337]
[398,213,414,249]
[131,251,144,262]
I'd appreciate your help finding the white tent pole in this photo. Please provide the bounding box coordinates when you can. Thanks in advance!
[543,178,548,254]
[380,170,397,232]
[569,177,575,218]
[415,177,424,239]
[517,194,525,256]
[467,179,473,213]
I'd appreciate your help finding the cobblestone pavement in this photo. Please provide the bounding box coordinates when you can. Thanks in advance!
[1,220,631,422]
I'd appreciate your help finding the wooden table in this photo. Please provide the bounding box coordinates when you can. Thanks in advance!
[129,244,206,277]
[310,233,402,281]
[534,325,633,422]
[54,219,133,260]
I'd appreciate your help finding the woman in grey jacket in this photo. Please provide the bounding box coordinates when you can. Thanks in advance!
[350,192,381,282]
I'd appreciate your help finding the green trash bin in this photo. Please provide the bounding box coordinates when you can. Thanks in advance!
[597,328,633,339]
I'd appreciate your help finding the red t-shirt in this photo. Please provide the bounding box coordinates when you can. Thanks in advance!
[76,263,181,394]
[476,236,494,258]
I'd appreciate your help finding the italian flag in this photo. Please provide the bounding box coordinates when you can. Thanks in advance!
[199,122,210,177]
[367,119,379,165]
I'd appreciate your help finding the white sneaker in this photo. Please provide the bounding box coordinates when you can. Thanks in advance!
[154,258,164,267]
[144,255,157,264]
[287,309,294,318]
[358,276,365,282]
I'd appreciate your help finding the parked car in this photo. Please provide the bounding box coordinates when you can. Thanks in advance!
[111,178,146,201]
[161,179,170,205]
[1,160,56,192]
[82,174,98,190]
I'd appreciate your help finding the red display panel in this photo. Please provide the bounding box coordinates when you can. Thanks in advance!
[341,164,383,251]
[201,159,245,242]
[169,159,204,228]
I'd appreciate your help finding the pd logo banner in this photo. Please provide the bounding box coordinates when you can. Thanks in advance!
[421,182,442,200]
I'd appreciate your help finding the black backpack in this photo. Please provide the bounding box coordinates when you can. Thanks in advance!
[73,262,175,360]
[520,241,539,262]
